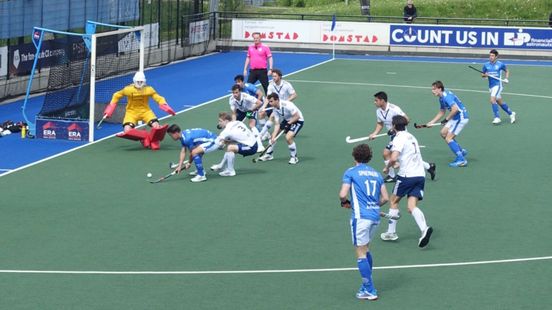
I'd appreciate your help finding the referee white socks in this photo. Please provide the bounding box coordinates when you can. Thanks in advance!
[411,207,428,232]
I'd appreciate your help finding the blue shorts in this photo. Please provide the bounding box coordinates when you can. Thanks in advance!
[280,120,304,136]
[238,142,258,157]
[392,176,425,200]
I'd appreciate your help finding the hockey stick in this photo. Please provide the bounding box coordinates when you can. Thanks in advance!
[149,171,177,184]
[468,66,508,83]
[252,130,285,163]
[96,115,107,129]
[414,122,444,129]
[345,133,387,144]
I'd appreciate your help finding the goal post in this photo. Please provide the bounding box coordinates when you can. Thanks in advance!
[22,23,144,142]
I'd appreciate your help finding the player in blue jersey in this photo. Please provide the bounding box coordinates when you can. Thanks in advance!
[426,80,469,168]
[166,124,219,183]
[234,74,264,99]
[339,144,389,301]
[381,115,433,248]
[481,49,516,125]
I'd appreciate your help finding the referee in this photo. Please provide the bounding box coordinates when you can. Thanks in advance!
[243,32,273,95]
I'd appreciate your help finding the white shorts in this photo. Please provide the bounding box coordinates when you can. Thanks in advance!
[489,85,503,99]
[350,218,379,246]
[445,118,469,136]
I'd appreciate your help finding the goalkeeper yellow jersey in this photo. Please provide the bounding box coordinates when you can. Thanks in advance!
[111,84,167,114]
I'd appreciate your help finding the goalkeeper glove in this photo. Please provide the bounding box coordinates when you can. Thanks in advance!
[340,199,351,209]
[160,104,176,116]
[103,103,117,118]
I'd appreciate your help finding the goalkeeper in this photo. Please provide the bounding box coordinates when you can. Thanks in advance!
[103,71,176,150]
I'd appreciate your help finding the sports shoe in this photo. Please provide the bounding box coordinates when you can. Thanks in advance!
[448,158,468,168]
[461,149,468,157]
[219,169,236,177]
[492,117,501,125]
[256,144,265,153]
[427,163,436,181]
[510,111,516,124]
[356,286,378,301]
[259,154,273,161]
[210,163,224,172]
[418,226,433,248]
[288,156,299,165]
[190,174,207,183]
[188,170,198,176]
[384,175,397,183]
[380,232,399,241]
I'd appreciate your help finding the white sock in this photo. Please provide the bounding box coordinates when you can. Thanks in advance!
[226,152,235,171]
[218,152,228,168]
[251,127,263,146]
[387,209,400,233]
[259,120,273,136]
[411,207,428,232]
[423,161,430,170]
[288,142,297,157]
[266,141,276,155]
[384,160,395,177]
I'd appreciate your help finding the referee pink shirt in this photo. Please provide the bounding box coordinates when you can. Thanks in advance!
[247,43,272,70]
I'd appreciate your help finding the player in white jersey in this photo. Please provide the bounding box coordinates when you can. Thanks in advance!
[210,112,259,177]
[339,144,389,300]
[229,84,265,151]
[258,93,304,164]
[368,92,436,182]
[258,69,297,141]
[481,49,516,124]
[380,115,433,248]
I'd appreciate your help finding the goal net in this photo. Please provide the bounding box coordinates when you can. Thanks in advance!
[23,22,144,141]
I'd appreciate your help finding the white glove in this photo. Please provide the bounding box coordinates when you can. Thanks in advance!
[503,78,509,84]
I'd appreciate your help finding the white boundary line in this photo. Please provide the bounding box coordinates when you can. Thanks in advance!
[288,79,552,100]
[0,57,334,179]
[1,256,550,275]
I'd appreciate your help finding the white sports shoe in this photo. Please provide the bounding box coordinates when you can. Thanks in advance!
[492,117,501,125]
[380,232,399,241]
[190,175,207,183]
[210,164,224,172]
[510,111,516,124]
[219,170,236,177]
[188,170,198,176]
[259,154,273,161]
[256,144,265,153]
[288,156,299,165]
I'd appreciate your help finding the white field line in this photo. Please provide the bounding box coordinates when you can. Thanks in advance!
[288,79,552,100]
[1,256,550,275]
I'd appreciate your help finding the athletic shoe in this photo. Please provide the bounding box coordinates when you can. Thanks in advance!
[259,154,273,161]
[256,144,265,153]
[510,111,516,124]
[492,117,501,125]
[418,226,433,248]
[288,156,299,165]
[427,163,436,181]
[384,175,397,183]
[188,170,198,176]
[190,175,207,183]
[448,158,468,168]
[461,149,468,157]
[210,163,224,172]
[219,170,236,177]
[380,232,399,241]
[356,286,378,301]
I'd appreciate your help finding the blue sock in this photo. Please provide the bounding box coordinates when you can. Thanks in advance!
[366,251,373,270]
[500,103,512,115]
[192,155,205,176]
[491,103,500,118]
[357,258,374,291]
[448,140,465,159]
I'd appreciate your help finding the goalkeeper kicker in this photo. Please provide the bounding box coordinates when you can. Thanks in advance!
[103,71,176,150]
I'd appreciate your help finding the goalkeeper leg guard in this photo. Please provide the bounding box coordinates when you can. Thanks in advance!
[117,129,150,148]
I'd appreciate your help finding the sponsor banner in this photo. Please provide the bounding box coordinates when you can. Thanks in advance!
[390,25,552,50]
[36,118,89,141]
[119,23,159,53]
[0,46,7,77]
[190,20,210,44]
[232,19,389,45]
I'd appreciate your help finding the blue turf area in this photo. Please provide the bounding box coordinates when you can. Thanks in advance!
[0,51,331,175]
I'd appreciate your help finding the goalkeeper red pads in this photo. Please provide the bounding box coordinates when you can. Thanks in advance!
[148,124,168,150]
[159,104,176,116]
[103,103,117,118]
